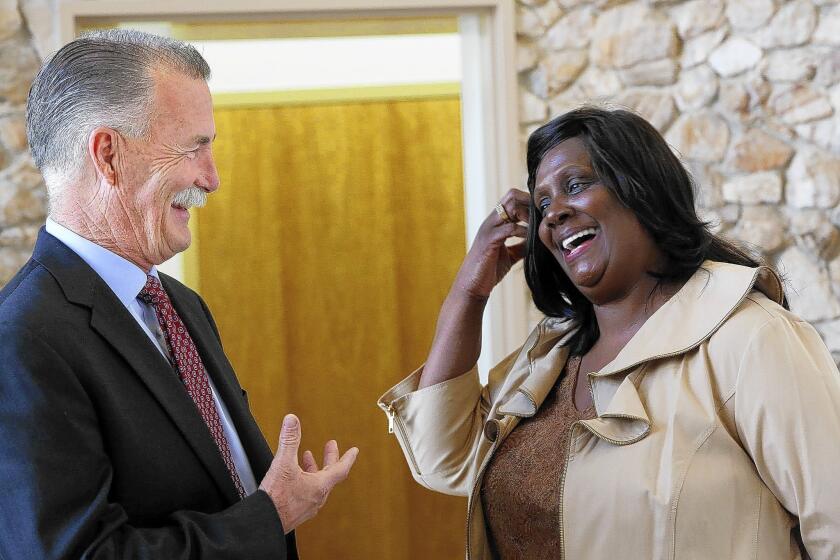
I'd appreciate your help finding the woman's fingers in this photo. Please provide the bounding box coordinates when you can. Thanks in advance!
[455,189,531,298]
[506,240,527,263]
[489,223,528,245]
[509,224,528,238]
[510,189,532,223]
[495,188,531,225]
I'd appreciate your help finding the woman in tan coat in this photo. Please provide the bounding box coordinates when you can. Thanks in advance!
[379,107,840,559]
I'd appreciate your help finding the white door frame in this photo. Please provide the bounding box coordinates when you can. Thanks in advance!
[58,0,529,374]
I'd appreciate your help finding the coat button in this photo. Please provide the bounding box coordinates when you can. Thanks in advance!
[483,419,500,442]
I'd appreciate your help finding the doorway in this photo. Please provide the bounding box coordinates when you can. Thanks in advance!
[204,92,467,559]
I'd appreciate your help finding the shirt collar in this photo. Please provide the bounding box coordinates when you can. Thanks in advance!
[45,217,160,308]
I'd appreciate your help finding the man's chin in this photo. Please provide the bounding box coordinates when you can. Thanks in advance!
[156,234,192,265]
[172,236,192,256]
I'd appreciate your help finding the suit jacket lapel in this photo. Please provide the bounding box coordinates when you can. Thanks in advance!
[162,277,274,479]
[90,285,243,502]
[34,230,241,503]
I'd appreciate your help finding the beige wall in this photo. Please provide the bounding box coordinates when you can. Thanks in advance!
[517,0,840,358]
[2,0,840,358]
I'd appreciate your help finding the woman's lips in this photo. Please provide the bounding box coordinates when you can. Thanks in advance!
[561,234,596,262]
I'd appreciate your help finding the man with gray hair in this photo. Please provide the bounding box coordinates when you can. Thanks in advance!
[0,29,357,559]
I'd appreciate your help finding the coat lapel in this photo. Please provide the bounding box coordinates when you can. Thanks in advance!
[90,285,243,502]
[34,230,242,502]
[496,318,577,417]
[582,261,783,446]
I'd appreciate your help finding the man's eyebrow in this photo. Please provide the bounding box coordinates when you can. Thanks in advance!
[192,134,215,145]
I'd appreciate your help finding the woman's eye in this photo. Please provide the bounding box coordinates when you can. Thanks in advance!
[538,198,550,214]
[567,180,591,194]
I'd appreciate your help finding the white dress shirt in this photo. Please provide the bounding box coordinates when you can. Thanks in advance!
[45,217,258,495]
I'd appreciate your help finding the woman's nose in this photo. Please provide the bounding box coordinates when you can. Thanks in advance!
[542,200,573,228]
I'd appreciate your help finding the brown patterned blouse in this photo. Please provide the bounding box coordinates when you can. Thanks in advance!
[480,355,597,560]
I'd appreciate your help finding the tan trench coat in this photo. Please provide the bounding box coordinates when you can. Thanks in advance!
[378,261,840,559]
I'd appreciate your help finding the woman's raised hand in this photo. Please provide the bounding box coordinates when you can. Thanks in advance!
[419,189,531,388]
[454,189,531,299]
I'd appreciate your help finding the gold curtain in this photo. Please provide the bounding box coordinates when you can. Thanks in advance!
[194,96,467,559]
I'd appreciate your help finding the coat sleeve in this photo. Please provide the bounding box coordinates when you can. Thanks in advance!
[377,349,521,497]
[0,324,290,560]
[734,315,840,559]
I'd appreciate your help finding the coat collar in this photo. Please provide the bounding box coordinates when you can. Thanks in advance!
[497,261,782,445]
[594,261,782,379]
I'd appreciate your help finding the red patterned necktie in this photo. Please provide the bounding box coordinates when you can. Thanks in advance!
[139,275,246,499]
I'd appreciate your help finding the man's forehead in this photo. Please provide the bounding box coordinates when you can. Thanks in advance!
[150,69,212,110]
[148,70,215,140]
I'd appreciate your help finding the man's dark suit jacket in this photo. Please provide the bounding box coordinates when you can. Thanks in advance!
[0,229,298,559]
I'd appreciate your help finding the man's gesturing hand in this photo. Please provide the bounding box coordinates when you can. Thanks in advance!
[259,414,359,534]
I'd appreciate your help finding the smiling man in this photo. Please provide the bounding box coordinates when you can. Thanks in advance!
[0,29,357,559]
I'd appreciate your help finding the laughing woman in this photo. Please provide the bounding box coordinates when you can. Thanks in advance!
[379,107,840,559]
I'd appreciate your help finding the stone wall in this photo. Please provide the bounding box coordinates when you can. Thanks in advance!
[517,0,840,358]
[0,0,46,285]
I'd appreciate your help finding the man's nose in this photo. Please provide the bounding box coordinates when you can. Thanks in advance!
[198,153,220,193]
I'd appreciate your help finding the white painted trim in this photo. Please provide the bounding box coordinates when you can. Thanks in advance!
[458,10,526,377]
[58,0,528,377]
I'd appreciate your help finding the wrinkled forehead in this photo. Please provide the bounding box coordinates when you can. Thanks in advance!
[147,69,215,140]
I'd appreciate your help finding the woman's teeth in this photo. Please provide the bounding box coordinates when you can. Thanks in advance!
[561,228,598,251]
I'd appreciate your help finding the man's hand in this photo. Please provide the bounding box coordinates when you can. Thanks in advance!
[259,414,359,534]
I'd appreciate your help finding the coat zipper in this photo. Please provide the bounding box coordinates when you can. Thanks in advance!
[564,366,599,552]
[386,404,395,434]
[557,422,579,560]
[557,361,596,559]
[384,404,421,474]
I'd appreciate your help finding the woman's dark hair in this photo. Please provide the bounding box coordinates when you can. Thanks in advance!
[524,106,779,355]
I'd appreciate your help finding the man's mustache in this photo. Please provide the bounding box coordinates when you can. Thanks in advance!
[172,186,208,209]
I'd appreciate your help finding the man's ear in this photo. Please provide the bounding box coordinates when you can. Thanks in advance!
[88,127,120,185]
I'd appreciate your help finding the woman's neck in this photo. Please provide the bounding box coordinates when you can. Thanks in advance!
[585,276,681,366]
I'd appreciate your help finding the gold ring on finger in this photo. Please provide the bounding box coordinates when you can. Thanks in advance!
[495,202,513,224]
